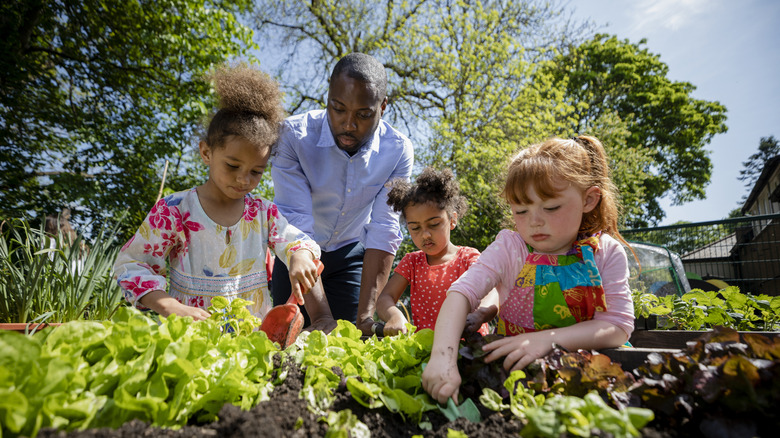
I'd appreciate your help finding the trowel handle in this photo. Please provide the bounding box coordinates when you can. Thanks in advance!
[286,259,324,305]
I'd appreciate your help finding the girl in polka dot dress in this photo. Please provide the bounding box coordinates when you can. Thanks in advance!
[422,136,635,404]
[373,167,499,336]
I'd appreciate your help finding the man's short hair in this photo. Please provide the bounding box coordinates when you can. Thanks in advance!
[330,53,387,99]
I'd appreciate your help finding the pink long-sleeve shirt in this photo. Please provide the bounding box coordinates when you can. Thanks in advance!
[449,229,635,337]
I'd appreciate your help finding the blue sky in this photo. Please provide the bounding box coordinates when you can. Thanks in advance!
[571,0,780,224]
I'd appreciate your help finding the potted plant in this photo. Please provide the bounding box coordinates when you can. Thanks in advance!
[0,217,126,333]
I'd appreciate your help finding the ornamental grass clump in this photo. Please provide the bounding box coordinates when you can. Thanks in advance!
[0,217,125,324]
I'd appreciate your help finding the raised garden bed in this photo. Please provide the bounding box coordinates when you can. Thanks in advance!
[600,329,780,370]
[0,322,62,334]
[3,309,777,438]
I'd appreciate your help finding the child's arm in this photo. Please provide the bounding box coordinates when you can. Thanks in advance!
[422,292,471,404]
[139,290,211,321]
[481,320,628,371]
[114,197,211,320]
[375,273,411,336]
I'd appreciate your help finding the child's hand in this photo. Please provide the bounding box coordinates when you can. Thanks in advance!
[140,290,211,321]
[481,331,553,371]
[383,313,408,336]
[288,251,321,305]
[422,354,462,405]
[463,304,498,335]
[169,303,212,321]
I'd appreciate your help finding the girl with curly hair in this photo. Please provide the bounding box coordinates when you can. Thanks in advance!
[114,64,321,321]
[372,167,498,336]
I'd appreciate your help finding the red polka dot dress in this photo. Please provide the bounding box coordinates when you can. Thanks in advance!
[394,246,490,335]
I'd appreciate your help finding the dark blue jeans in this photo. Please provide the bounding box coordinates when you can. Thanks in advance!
[271,241,364,325]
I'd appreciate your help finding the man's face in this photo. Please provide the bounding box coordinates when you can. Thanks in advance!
[327,73,387,154]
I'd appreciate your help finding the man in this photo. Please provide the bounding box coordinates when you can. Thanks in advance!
[271,52,414,336]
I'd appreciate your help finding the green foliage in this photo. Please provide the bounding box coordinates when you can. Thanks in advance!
[294,322,437,423]
[254,0,580,249]
[20,312,780,437]
[632,287,780,331]
[319,409,370,438]
[207,296,262,336]
[738,135,779,201]
[480,370,652,438]
[548,34,728,226]
[0,217,125,323]
[0,0,255,240]
[0,307,279,437]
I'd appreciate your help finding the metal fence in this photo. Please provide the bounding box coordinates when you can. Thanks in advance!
[621,213,780,296]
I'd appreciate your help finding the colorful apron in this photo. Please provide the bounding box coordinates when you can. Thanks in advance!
[497,234,607,335]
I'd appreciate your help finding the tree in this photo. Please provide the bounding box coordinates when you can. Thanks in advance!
[547,35,728,227]
[254,0,586,249]
[0,0,255,238]
[738,135,779,191]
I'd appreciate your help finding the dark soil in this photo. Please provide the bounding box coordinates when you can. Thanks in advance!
[35,356,674,438]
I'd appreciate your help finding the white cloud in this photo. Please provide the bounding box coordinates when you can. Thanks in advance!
[631,0,710,31]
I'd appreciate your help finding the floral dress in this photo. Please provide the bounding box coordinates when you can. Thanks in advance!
[114,188,320,319]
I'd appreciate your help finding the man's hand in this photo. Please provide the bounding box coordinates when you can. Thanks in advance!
[306,315,338,334]
[356,249,394,336]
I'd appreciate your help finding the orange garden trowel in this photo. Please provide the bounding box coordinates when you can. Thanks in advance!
[260,259,324,348]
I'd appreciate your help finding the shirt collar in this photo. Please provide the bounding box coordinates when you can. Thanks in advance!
[319,112,382,154]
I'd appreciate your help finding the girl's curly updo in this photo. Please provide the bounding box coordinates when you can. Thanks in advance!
[203,63,285,151]
[387,167,467,221]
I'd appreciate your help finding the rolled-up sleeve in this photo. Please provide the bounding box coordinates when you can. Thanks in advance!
[362,138,414,254]
[271,124,315,238]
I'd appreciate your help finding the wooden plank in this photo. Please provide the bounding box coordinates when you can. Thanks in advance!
[630,330,710,349]
[598,347,681,371]
[630,330,780,349]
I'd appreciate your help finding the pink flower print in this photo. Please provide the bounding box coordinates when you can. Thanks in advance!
[168,243,188,267]
[161,232,177,253]
[143,243,164,257]
[266,203,279,221]
[121,234,135,252]
[120,276,160,298]
[244,197,261,222]
[138,263,162,274]
[148,199,173,230]
[188,296,205,308]
[177,211,204,242]
[170,206,184,232]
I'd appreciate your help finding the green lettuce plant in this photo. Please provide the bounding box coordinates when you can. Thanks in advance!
[0,307,280,437]
[632,287,780,331]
